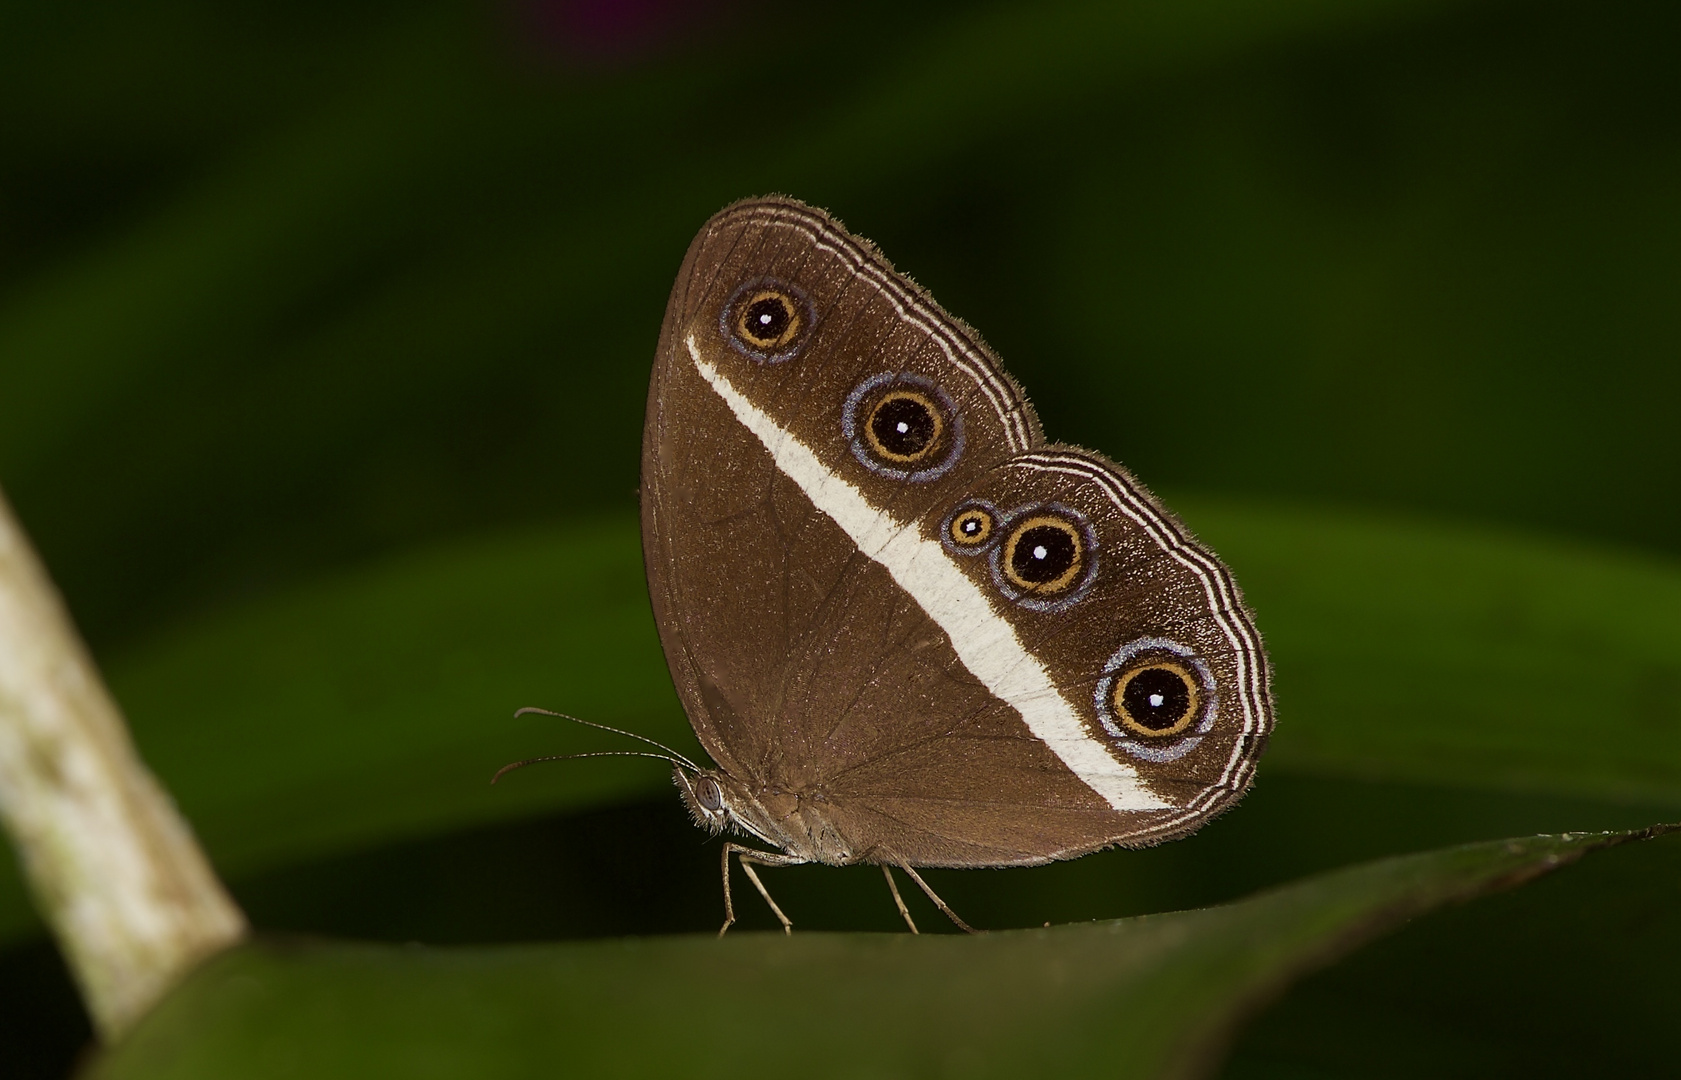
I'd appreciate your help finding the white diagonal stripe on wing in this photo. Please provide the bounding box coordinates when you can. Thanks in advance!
[688,336,1168,812]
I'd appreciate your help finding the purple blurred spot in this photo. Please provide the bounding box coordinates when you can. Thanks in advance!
[520,0,721,61]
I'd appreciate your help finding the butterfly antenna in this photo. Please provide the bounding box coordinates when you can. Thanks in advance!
[513,706,702,772]
[491,750,685,786]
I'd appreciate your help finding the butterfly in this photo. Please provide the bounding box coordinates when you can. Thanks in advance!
[508,197,1273,935]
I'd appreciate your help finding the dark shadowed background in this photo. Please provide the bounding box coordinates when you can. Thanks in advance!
[2,0,1679,1076]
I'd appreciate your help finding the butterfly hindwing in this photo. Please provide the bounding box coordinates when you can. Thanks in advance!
[641,197,1274,868]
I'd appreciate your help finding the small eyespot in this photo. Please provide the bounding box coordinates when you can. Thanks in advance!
[695,775,724,812]
[721,280,811,362]
[1112,662,1200,737]
[942,502,997,554]
[843,372,964,482]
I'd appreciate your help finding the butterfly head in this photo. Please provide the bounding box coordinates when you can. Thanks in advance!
[672,766,793,851]
[672,766,767,838]
[673,767,729,832]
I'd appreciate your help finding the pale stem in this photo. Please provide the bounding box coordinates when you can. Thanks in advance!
[0,487,246,1040]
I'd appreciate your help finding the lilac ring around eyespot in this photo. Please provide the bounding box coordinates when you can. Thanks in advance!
[842,371,965,482]
[987,502,1098,612]
[720,278,814,364]
[940,499,1001,557]
[1093,636,1216,763]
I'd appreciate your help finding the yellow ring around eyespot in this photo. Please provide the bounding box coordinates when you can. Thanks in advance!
[864,390,944,463]
[736,291,800,349]
[949,507,994,546]
[1113,661,1202,738]
[1001,515,1084,593]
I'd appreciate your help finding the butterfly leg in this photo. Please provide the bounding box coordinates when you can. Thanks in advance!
[881,866,919,934]
[719,843,805,937]
[898,862,979,934]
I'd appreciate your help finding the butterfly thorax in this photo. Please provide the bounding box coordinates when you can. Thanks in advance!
[673,766,861,866]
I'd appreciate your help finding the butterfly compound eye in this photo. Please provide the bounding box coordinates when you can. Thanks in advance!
[1113,662,1201,737]
[695,775,724,812]
[722,280,811,363]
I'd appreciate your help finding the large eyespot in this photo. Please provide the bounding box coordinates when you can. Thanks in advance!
[721,280,812,363]
[941,500,998,555]
[1094,637,1217,762]
[695,775,724,812]
[1113,662,1200,737]
[990,505,1096,609]
[843,372,964,482]
[869,391,943,461]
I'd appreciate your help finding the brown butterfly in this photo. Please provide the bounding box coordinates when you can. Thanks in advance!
[515,197,1275,935]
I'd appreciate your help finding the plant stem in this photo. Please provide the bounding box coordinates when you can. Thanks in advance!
[0,487,246,1040]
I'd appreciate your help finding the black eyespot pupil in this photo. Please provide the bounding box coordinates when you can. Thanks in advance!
[871,397,936,456]
[1122,667,1192,732]
[962,519,979,534]
[744,297,790,342]
[1010,525,1076,584]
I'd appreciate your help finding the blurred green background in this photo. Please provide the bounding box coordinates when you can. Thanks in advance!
[2,0,1679,1076]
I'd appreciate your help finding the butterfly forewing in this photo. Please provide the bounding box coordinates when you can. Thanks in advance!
[641,196,1274,868]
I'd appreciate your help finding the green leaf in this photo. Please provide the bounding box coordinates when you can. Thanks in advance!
[2,1,1676,1072]
[1183,497,1681,804]
[83,827,1674,1080]
[0,0,1457,480]
[2,497,1677,946]
[0,515,675,944]
[1222,823,1681,1076]
[1,0,1511,651]
[112,516,693,878]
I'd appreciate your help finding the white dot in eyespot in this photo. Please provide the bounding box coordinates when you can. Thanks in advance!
[758,313,772,325]
[896,421,909,433]
[1033,544,1048,560]
[1149,692,1165,708]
